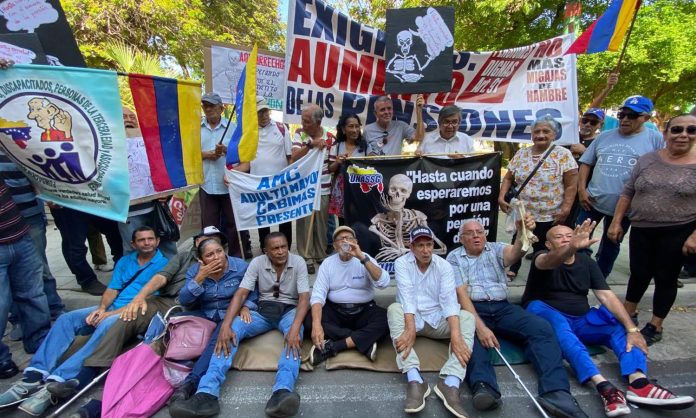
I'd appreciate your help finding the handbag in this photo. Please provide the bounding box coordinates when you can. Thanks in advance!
[152,200,180,242]
[163,315,217,361]
[504,145,556,203]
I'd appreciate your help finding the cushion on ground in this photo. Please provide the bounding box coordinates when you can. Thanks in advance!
[231,331,314,372]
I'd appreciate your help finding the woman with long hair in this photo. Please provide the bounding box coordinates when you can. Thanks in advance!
[328,114,368,225]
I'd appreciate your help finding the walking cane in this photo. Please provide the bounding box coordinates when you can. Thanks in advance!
[494,346,550,418]
[49,368,110,417]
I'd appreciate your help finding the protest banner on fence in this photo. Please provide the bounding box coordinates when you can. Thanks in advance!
[0,64,129,221]
[204,41,285,110]
[285,0,579,144]
[342,153,500,272]
[226,148,324,230]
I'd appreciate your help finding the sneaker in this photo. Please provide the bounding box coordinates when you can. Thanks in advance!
[0,360,20,380]
[169,392,220,418]
[309,340,337,366]
[18,387,57,416]
[169,379,197,404]
[8,323,23,341]
[46,379,80,398]
[626,380,695,410]
[640,323,662,346]
[0,379,41,407]
[404,381,430,413]
[264,389,300,418]
[597,385,630,417]
[471,381,502,411]
[94,263,113,272]
[434,379,468,418]
[81,280,107,296]
[367,342,378,362]
[537,390,589,418]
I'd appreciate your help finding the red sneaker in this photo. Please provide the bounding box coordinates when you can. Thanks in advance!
[627,381,695,410]
[598,386,630,417]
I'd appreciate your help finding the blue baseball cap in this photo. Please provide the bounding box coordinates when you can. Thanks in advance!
[583,108,605,120]
[621,96,653,114]
[409,225,434,244]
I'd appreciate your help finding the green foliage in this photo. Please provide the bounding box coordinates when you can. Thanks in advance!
[62,0,283,79]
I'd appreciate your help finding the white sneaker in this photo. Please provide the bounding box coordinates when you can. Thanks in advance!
[94,263,114,272]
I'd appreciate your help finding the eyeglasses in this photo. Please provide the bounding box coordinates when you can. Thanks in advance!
[461,230,486,237]
[441,120,460,127]
[617,111,642,120]
[581,118,600,126]
[669,125,696,135]
[337,236,357,242]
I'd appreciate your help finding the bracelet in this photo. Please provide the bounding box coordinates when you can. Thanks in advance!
[360,255,369,264]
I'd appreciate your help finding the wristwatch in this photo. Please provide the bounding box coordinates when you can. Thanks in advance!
[626,327,640,333]
[360,255,370,264]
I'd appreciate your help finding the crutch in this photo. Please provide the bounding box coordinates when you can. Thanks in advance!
[49,368,110,417]
[494,346,550,418]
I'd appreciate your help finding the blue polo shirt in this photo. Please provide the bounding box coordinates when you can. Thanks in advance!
[179,256,258,321]
[107,250,168,309]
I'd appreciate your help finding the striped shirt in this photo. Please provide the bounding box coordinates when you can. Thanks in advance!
[446,243,509,301]
[0,151,43,218]
[291,128,334,195]
[0,181,30,244]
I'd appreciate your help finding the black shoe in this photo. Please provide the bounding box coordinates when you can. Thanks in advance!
[169,392,220,418]
[471,381,502,411]
[81,280,107,296]
[169,380,197,404]
[0,360,19,379]
[306,263,315,275]
[641,323,662,346]
[264,389,300,417]
[67,399,101,418]
[46,379,80,398]
[309,340,337,366]
[537,390,589,418]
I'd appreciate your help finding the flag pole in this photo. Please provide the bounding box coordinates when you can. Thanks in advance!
[613,3,640,73]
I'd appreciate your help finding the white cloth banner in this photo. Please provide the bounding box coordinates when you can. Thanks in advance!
[284,0,579,144]
[227,149,324,231]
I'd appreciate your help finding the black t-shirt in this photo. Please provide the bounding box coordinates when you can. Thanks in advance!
[522,251,609,316]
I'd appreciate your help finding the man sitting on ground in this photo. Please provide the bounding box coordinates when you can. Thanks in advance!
[0,226,168,415]
[388,225,475,418]
[170,232,309,418]
[309,226,390,365]
[523,221,695,417]
[448,217,587,417]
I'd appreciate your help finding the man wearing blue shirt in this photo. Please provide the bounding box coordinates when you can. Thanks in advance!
[0,226,168,415]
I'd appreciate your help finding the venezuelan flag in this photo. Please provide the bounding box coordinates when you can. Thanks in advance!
[566,0,641,54]
[128,74,204,191]
[226,45,259,166]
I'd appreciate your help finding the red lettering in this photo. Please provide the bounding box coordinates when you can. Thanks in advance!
[371,59,386,95]
[313,42,340,88]
[287,39,311,83]
[339,51,374,94]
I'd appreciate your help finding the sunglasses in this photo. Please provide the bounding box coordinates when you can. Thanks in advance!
[669,125,696,135]
[617,111,643,120]
[382,131,389,144]
[273,283,280,298]
[581,118,600,126]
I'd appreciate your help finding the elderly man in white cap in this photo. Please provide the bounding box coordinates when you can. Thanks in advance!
[236,97,294,249]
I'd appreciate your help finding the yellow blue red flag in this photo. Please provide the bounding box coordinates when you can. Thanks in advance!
[226,45,259,165]
[566,0,641,54]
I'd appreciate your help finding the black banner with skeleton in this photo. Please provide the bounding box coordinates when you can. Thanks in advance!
[384,6,455,93]
[342,153,501,273]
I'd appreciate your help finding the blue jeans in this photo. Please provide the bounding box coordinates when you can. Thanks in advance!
[527,301,647,384]
[197,309,303,397]
[25,306,120,382]
[576,207,631,278]
[25,214,64,315]
[0,235,51,364]
[465,300,569,396]
[117,212,178,260]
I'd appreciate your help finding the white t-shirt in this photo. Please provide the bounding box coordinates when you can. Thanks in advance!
[250,122,292,176]
[420,131,474,155]
[310,253,390,306]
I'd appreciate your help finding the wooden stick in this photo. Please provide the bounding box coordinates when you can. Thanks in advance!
[613,3,641,73]
[304,211,315,258]
[348,151,494,160]
[129,184,199,205]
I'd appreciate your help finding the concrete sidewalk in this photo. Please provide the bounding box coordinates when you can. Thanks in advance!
[2,214,696,417]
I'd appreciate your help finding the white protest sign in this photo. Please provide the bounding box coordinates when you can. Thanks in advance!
[226,149,324,230]
[0,0,58,33]
[0,41,35,63]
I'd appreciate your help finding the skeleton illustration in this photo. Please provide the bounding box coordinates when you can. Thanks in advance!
[369,174,447,261]
[386,31,430,83]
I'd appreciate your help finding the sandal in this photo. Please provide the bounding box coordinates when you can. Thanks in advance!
[506,271,517,281]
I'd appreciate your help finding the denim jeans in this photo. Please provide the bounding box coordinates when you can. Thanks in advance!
[527,301,647,383]
[25,214,64,315]
[50,206,123,287]
[25,306,120,382]
[465,300,569,396]
[0,235,51,364]
[118,212,178,260]
[197,309,303,397]
[576,207,630,278]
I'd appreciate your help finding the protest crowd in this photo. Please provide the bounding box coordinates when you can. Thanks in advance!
[1,2,696,418]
